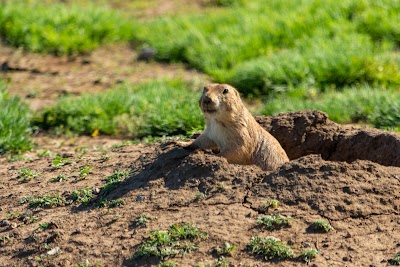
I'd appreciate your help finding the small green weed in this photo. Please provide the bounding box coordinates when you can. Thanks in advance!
[52,156,72,167]
[134,213,151,227]
[28,194,64,208]
[19,212,39,224]
[257,213,292,229]
[133,223,208,260]
[107,199,125,208]
[99,170,130,196]
[99,154,110,162]
[311,219,333,233]
[213,257,229,267]
[0,234,14,245]
[6,211,20,220]
[213,242,237,256]
[77,260,90,267]
[299,248,319,263]
[389,252,400,265]
[37,149,53,157]
[19,195,33,205]
[39,222,50,230]
[79,164,93,178]
[18,167,38,183]
[194,190,206,200]
[247,236,294,260]
[260,199,279,211]
[97,198,125,208]
[51,174,69,182]
[71,188,93,205]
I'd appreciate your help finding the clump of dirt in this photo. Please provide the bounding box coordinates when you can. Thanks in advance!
[0,111,399,267]
[256,110,400,167]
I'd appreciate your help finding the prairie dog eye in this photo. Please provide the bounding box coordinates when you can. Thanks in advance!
[223,88,229,94]
[203,87,208,93]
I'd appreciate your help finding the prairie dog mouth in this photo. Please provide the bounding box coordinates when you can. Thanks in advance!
[202,103,218,113]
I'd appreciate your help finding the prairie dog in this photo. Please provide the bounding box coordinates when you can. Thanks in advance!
[189,84,289,171]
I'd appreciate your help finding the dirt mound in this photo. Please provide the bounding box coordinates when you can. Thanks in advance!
[249,154,400,220]
[257,110,400,167]
[0,111,399,267]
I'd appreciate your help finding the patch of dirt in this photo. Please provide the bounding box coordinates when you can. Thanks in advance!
[0,111,399,267]
[0,43,207,110]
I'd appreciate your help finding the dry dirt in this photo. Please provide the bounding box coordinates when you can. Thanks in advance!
[0,111,399,267]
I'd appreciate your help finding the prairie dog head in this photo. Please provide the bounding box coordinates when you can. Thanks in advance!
[199,84,243,119]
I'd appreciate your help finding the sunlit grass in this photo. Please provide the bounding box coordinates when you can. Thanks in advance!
[34,79,204,137]
[0,0,136,55]
[0,81,32,154]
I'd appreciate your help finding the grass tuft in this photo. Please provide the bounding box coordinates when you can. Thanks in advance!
[28,194,65,208]
[213,242,237,256]
[18,168,39,183]
[0,81,32,154]
[70,188,93,205]
[256,213,292,229]
[133,223,208,260]
[310,219,334,233]
[299,248,319,263]
[247,236,294,260]
[390,252,400,265]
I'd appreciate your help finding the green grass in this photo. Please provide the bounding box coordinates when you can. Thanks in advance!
[136,0,400,95]
[70,188,93,205]
[390,252,400,265]
[261,85,400,129]
[52,156,72,167]
[213,242,237,256]
[133,223,208,261]
[134,213,151,227]
[256,214,292,230]
[98,198,125,208]
[18,167,39,183]
[0,1,135,55]
[299,249,319,263]
[28,194,65,208]
[310,219,334,233]
[229,34,400,96]
[35,80,204,138]
[99,169,131,196]
[247,236,294,260]
[0,81,32,154]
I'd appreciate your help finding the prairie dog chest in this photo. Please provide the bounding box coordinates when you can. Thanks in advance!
[206,119,230,148]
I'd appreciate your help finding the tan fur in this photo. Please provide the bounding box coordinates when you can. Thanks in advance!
[189,83,289,171]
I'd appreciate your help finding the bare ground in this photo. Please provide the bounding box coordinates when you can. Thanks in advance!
[0,111,399,267]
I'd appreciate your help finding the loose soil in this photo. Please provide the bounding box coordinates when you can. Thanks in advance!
[0,111,399,267]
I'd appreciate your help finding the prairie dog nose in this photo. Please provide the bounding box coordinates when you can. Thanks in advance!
[203,95,212,104]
